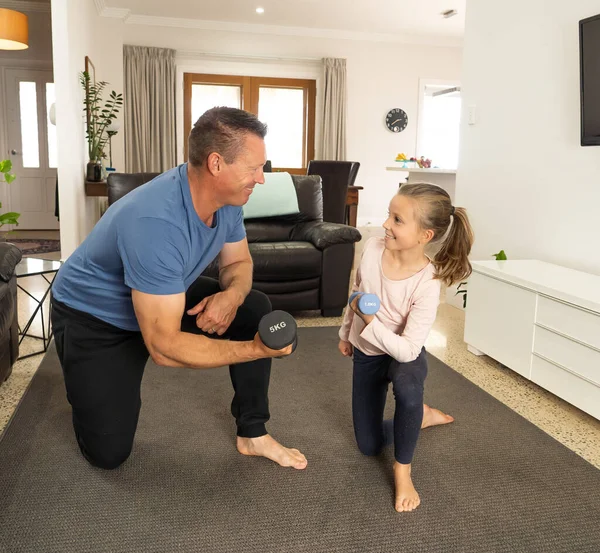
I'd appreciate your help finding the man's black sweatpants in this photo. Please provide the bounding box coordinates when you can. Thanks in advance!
[50,277,272,470]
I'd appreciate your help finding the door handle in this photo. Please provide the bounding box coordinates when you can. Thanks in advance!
[10,149,22,155]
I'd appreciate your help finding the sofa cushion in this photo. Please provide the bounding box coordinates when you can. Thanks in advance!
[250,242,321,282]
[292,174,323,222]
[200,242,322,282]
[255,277,320,295]
[251,287,320,312]
[245,221,295,243]
[243,172,299,220]
[107,172,160,205]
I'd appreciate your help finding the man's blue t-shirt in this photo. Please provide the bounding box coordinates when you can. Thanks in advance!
[52,164,246,331]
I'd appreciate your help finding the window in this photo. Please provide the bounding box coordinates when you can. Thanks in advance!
[417,83,462,169]
[184,73,316,174]
[18,81,40,168]
[191,83,241,116]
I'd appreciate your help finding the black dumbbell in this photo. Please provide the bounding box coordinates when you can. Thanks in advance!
[258,310,298,358]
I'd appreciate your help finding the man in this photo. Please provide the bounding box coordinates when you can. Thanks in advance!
[50,107,307,471]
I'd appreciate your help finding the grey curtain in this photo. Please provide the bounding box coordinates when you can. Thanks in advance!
[319,58,347,160]
[124,45,176,173]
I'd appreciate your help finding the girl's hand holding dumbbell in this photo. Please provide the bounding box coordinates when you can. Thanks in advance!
[350,297,374,325]
[349,293,377,326]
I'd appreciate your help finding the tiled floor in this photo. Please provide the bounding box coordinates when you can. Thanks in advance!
[0,230,62,432]
[1,228,599,469]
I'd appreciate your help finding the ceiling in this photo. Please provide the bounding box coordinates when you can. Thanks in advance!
[104,0,466,39]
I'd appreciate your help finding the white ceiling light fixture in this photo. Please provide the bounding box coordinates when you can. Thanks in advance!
[256,7,265,14]
[441,9,458,19]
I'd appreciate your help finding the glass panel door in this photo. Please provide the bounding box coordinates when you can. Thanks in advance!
[191,84,241,125]
[18,82,40,168]
[4,69,58,230]
[258,87,304,169]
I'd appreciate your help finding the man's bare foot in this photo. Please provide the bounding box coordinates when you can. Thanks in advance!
[421,403,454,429]
[236,434,308,470]
[393,462,420,512]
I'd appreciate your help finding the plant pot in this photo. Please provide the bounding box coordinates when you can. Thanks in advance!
[86,161,103,182]
[445,280,469,311]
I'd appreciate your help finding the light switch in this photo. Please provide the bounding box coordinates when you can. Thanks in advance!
[468,105,477,125]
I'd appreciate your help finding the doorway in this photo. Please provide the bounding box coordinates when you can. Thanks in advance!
[4,68,59,231]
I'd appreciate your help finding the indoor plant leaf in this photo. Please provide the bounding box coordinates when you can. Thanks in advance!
[0,212,20,226]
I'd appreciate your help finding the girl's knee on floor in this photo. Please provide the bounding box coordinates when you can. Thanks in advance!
[356,435,384,457]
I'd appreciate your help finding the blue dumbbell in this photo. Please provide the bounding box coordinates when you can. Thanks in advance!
[349,292,381,315]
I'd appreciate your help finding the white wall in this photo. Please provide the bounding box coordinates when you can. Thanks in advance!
[124,25,462,226]
[51,0,124,258]
[458,0,600,275]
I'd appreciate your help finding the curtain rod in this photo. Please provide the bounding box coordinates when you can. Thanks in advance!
[176,50,324,65]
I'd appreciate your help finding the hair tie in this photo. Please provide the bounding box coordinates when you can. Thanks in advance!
[450,205,456,216]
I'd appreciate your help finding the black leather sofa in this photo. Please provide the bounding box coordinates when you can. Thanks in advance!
[307,160,360,225]
[106,171,361,316]
[0,242,22,385]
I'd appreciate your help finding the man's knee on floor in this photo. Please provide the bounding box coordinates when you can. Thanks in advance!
[77,434,134,470]
[82,445,132,470]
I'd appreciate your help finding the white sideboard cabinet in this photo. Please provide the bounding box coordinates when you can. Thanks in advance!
[464,260,600,420]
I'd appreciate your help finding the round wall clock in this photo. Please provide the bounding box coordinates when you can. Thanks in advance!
[385,108,408,133]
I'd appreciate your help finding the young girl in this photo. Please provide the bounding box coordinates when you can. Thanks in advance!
[338,183,474,513]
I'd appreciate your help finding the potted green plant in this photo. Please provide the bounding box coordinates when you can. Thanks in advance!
[447,250,509,310]
[80,71,123,181]
[0,160,20,231]
[455,281,468,308]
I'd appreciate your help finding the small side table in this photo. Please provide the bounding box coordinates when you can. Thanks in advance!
[345,185,363,228]
[16,257,62,359]
[85,179,107,197]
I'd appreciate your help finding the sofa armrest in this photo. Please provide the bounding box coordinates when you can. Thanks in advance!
[291,221,361,250]
[0,243,23,282]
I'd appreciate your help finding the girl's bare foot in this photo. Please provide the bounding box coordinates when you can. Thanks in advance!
[236,434,308,470]
[421,403,454,429]
[393,462,420,512]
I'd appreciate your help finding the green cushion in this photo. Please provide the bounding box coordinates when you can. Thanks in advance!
[242,172,300,220]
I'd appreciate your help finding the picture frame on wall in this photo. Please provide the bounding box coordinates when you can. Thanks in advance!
[84,56,95,134]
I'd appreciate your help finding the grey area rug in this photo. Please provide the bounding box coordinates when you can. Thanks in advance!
[0,327,599,553]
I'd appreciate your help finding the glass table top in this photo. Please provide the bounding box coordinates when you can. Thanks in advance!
[15,257,63,278]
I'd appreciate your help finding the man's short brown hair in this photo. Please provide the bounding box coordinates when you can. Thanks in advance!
[188,107,267,167]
